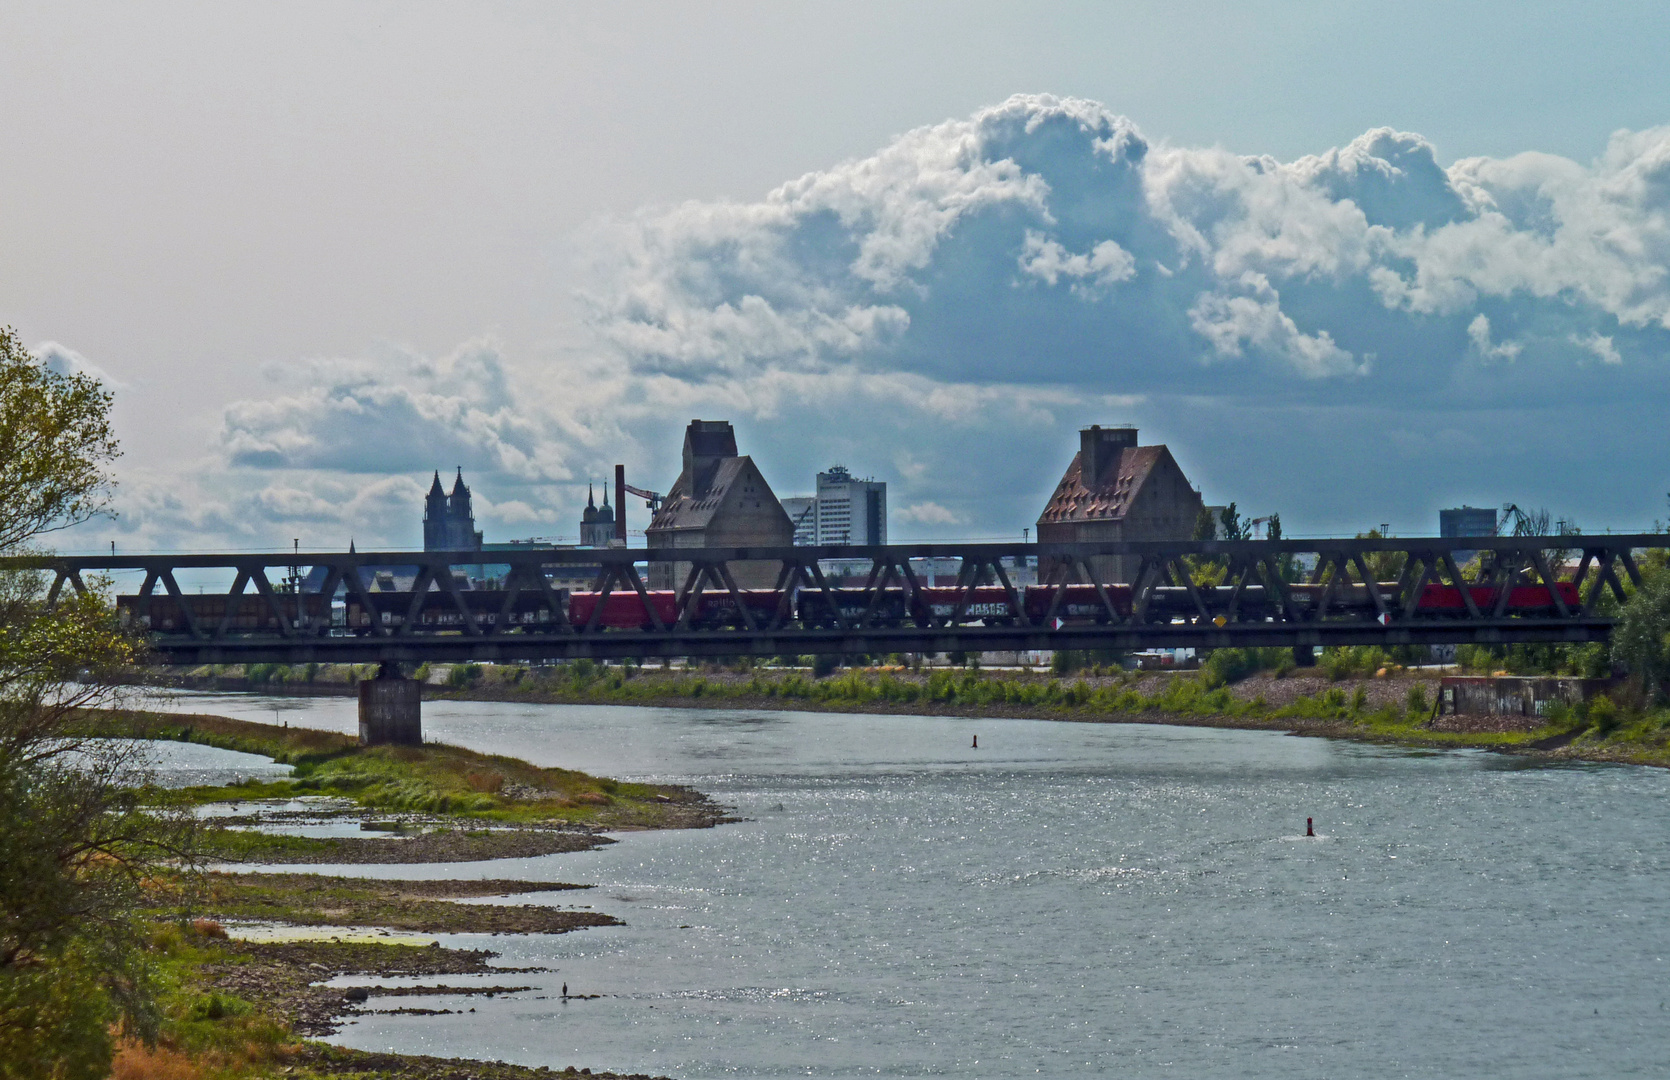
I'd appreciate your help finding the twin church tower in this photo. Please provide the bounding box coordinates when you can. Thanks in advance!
[421,467,615,552]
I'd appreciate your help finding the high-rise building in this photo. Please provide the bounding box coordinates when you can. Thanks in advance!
[812,466,887,546]
[423,469,483,551]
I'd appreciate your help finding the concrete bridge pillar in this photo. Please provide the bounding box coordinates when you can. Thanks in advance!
[359,662,422,746]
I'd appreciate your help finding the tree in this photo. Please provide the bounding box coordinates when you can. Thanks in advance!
[1612,570,1670,704]
[0,328,118,551]
[1217,502,1248,542]
[0,327,184,1079]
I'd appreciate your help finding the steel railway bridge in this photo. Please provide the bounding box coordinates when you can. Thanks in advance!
[10,534,1655,665]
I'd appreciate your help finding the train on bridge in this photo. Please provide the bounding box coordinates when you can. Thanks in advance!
[117,580,1583,636]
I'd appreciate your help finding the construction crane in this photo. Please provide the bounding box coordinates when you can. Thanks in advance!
[624,482,663,511]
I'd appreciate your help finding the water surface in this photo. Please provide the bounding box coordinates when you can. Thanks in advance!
[149,690,1670,1078]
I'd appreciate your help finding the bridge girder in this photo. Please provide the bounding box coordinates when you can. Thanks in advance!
[3,534,1643,665]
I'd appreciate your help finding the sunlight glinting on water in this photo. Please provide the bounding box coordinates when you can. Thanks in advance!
[149,691,1670,1079]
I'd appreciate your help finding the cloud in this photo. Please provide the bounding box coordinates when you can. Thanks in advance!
[32,341,129,390]
[1467,314,1522,362]
[1017,231,1137,294]
[895,501,967,527]
[64,95,1670,550]
[1572,330,1622,365]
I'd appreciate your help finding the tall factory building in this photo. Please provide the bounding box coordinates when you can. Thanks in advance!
[645,420,794,588]
[423,469,484,552]
[1035,426,1203,584]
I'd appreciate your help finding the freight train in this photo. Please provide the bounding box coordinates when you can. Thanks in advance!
[118,579,1582,635]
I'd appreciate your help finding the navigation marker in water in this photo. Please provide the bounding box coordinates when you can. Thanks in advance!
[1306,817,1314,837]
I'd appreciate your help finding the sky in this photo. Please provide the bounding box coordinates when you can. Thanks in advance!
[4,1,1670,552]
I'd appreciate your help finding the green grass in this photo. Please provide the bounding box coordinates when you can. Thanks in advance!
[85,709,713,828]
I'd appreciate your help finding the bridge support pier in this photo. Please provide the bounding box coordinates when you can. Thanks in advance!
[359,662,422,746]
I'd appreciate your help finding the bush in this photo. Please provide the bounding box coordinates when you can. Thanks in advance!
[1405,683,1429,717]
[1051,650,1084,676]
[446,663,483,687]
[1588,693,1620,735]
[811,654,839,679]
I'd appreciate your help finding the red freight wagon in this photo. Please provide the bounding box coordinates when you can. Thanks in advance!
[567,590,680,630]
[1417,582,1582,613]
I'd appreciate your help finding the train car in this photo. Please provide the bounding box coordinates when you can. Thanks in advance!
[1416,582,1582,614]
[117,592,330,632]
[565,590,679,631]
[566,588,786,631]
[796,586,1021,627]
[343,589,567,632]
[684,589,787,629]
[796,587,914,628]
[917,586,1021,624]
[1023,584,1135,623]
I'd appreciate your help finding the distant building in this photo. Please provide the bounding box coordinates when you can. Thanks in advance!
[1440,506,1498,541]
[1440,505,1498,561]
[783,467,888,546]
[423,469,483,552]
[782,497,817,546]
[1035,425,1204,584]
[814,466,886,546]
[579,484,617,548]
[645,420,794,588]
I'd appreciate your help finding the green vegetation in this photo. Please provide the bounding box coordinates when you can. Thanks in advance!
[0,325,198,1080]
[91,709,718,830]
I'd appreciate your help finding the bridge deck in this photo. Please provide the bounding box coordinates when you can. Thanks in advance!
[5,535,1644,663]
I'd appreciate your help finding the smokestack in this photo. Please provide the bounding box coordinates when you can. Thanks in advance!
[1079,425,1138,486]
[614,464,627,543]
[683,419,738,496]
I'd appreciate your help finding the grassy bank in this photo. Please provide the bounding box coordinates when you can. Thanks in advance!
[139,658,1670,768]
[108,727,691,1078]
[91,708,727,831]
[123,912,667,1080]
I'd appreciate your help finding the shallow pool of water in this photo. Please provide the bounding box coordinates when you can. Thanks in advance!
[146,690,1670,1079]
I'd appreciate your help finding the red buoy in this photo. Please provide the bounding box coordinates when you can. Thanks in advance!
[971,735,978,749]
[1306,817,1314,837]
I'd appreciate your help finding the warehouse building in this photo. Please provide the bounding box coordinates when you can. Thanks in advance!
[1035,426,1204,584]
[646,420,794,588]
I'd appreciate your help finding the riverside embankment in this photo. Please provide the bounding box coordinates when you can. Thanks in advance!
[113,709,728,1079]
[131,660,1670,769]
[129,692,1670,1078]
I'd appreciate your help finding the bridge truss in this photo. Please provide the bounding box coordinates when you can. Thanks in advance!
[6,535,1659,665]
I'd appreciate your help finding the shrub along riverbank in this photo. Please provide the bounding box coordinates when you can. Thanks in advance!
[137,651,1670,769]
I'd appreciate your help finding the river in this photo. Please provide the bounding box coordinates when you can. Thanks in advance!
[148,690,1670,1078]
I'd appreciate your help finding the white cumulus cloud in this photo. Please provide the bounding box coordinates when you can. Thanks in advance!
[65,95,1670,549]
